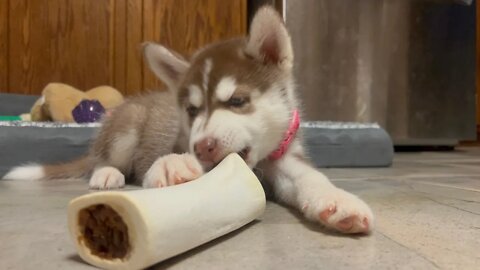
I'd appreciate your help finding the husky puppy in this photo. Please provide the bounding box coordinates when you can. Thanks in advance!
[5,6,373,234]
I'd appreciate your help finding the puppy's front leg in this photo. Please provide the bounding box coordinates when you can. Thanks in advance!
[89,166,125,190]
[143,153,204,188]
[265,150,374,234]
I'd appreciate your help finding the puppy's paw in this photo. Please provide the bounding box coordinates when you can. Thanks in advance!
[301,188,374,234]
[89,166,125,190]
[143,153,204,188]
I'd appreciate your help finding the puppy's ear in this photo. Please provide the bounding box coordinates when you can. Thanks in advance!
[143,43,190,89]
[245,6,293,69]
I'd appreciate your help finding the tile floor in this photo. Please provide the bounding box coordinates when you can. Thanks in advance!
[1,147,479,269]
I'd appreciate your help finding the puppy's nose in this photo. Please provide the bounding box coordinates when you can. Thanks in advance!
[194,137,219,162]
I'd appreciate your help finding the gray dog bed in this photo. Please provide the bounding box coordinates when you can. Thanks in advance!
[0,93,393,178]
[301,122,393,168]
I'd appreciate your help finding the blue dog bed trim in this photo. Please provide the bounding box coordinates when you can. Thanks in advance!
[0,121,101,128]
[0,121,99,177]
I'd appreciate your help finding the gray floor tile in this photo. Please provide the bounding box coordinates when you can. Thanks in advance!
[2,148,480,269]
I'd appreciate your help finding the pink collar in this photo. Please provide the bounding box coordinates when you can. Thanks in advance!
[269,109,300,160]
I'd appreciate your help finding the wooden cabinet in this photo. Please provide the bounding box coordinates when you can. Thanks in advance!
[477,1,480,140]
[0,0,247,95]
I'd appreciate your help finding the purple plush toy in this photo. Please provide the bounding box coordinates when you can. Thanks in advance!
[72,99,106,123]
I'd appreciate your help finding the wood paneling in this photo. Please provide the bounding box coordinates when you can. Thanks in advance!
[143,0,247,90]
[0,0,8,91]
[113,0,127,93]
[125,0,144,95]
[8,0,117,94]
[1,0,246,95]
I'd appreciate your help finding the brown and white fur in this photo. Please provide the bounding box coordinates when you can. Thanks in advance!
[4,7,373,234]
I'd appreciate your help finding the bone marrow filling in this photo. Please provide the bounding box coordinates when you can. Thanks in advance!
[78,204,130,260]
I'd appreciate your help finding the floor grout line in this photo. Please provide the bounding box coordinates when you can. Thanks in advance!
[407,181,480,193]
[331,176,480,192]
[421,196,480,215]
[394,159,480,164]
[331,173,480,181]
[375,231,441,269]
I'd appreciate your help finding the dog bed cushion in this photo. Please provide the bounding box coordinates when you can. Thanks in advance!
[0,94,393,178]
[301,122,393,167]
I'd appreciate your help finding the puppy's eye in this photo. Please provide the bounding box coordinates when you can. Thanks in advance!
[186,106,199,118]
[227,97,249,108]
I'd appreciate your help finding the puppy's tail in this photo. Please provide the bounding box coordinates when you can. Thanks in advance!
[3,156,93,181]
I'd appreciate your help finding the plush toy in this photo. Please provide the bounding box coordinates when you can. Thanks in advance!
[30,83,124,123]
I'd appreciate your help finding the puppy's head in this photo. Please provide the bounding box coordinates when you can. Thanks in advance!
[144,6,295,169]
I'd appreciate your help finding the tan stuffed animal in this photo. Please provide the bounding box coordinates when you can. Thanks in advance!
[31,83,124,122]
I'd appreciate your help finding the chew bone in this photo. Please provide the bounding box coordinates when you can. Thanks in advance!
[68,154,266,270]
